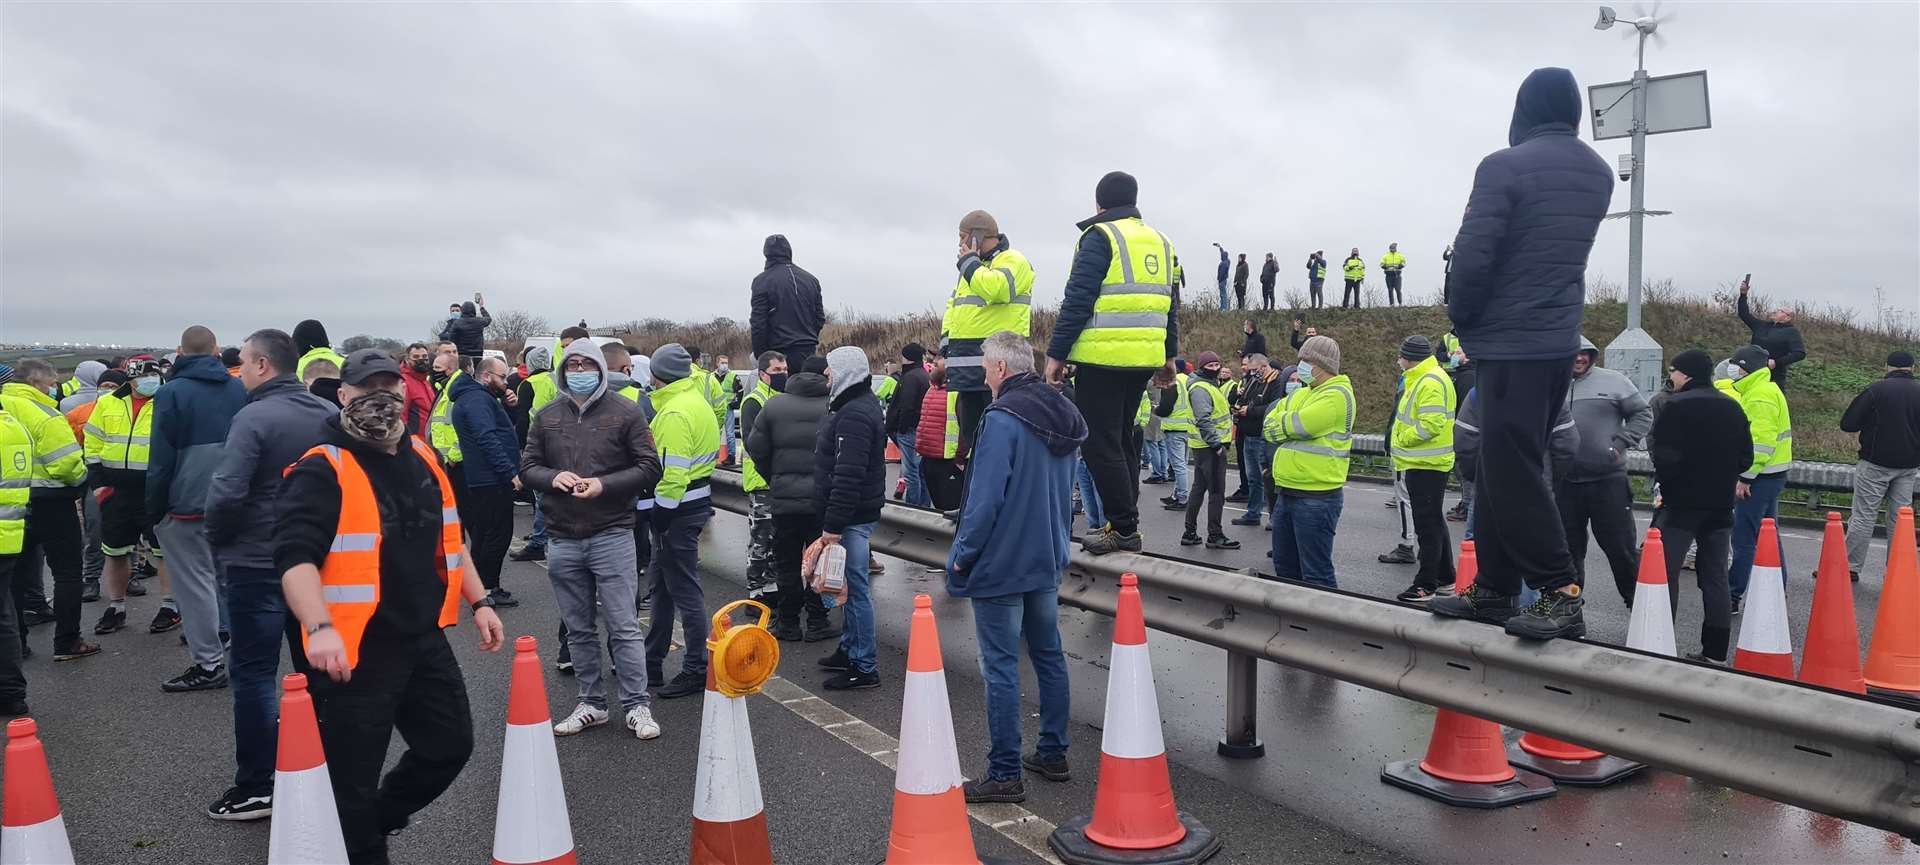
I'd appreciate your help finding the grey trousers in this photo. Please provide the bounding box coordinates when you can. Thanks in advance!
[548,529,650,710]
[155,517,228,668]
[1849,460,1919,575]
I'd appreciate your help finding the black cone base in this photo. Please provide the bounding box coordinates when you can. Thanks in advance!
[1049,813,1222,865]
[1506,743,1645,787]
[1379,760,1557,809]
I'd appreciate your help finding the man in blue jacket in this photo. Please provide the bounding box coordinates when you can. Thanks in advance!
[147,325,247,694]
[1431,67,1613,641]
[949,332,1086,804]
[450,356,522,608]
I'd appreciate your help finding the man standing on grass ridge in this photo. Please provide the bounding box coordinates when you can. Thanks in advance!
[1840,351,1920,583]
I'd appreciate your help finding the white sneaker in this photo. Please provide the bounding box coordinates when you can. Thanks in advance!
[552,703,608,736]
[626,705,661,740]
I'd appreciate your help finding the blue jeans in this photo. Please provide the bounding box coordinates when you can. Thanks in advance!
[972,590,1070,781]
[1217,278,1229,310]
[226,565,303,795]
[838,522,878,674]
[1241,438,1271,521]
[894,433,929,508]
[1164,431,1191,501]
[529,491,548,550]
[1145,436,1170,479]
[1077,457,1105,529]
[1729,472,1788,598]
[1271,492,1343,588]
[723,409,738,462]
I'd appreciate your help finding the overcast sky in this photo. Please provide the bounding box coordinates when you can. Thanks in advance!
[4,2,1916,347]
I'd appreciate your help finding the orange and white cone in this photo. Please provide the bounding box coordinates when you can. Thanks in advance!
[268,673,349,865]
[690,665,772,865]
[1797,513,1866,694]
[1453,540,1478,595]
[1050,574,1221,865]
[885,594,999,865]
[1866,507,1920,700]
[2,718,74,865]
[1508,528,1666,786]
[1384,708,1556,808]
[1734,518,1795,679]
[492,637,578,865]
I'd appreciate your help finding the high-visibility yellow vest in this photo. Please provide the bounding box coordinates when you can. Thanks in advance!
[648,376,721,510]
[1442,332,1462,358]
[1065,218,1175,369]
[692,365,730,425]
[58,378,80,400]
[527,371,559,413]
[873,375,897,402]
[1134,392,1152,427]
[1390,357,1456,472]
[1381,252,1407,272]
[740,381,773,492]
[1185,377,1231,450]
[1264,375,1355,492]
[429,370,464,464]
[1731,368,1794,478]
[613,384,642,403]
[939,391,960,459]
[0,383,85,489]
[0,411,31,554]
[296,346,345,382]
[1162,373,1195,433]
[1343,257,1366,282]
[944,247,1035,341]
[1314,262,1327,280]
[83,392,154,471]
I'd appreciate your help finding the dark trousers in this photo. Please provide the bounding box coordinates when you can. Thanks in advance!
[1654,507,1733,661]
[0,555,21,704]
[955,389,991,465]
[771,342,819,366]
[1406,469,1455,591]
[1234,287,1246,310]
[1341,279,1362,308]
[22,495,83,651]
[1385,273,1403,305]
[1473,360,1578,593]
[1560,477,1640,600]
[1309,280,1324,308]
[227,565,307,795]
[646,504,711,676]
[1261,286,1275,311]
[1231,437,1249,496]
[1071,365,1153,536]
[922,457,964,512]
[310,631,473,865]
[771,512,828,623]
[1184,445,1227,536]
[460,483,515,593]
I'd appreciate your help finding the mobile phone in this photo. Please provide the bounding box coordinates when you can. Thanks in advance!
[473,291,484,303]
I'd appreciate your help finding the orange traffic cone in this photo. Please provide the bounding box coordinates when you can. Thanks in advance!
[1383,709,1554,808]
[1050,574,1221,865]
[884,438,902,464]
[1866,507,1920,700]
[690,601,777,865]
[1798,513,1866,694]
[1733,518,1795,679]
[269,673,349,865]
[1509,528,1667,787]
[2,718,74,865]
[884,595,1007,865]
[492,637,578,865]
[1453,540,1477,595]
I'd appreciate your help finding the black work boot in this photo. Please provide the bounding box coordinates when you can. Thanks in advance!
[1430,583,1520,624]
[1082,526,1143,556]
[963,775,1026,804]
[1503,588,1587,640]
[1377,544,1417,564]
[771,610,803,642]
[1206,533,1240,550]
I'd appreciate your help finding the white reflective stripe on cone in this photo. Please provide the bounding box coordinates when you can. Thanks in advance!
[1100,642,1167,760]
[1738,565,1793,654]
[1624,582,1677,656]
[268,765,349,865]
[0,816,75,865]
[492,721,576,863]
[893,669,964,796]
[691,690,765,824]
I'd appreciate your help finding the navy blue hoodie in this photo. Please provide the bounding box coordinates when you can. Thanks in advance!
[946,373,1088,599]
[1446,67,1614,361]
[449,371,521,488]
[148,353,247,518]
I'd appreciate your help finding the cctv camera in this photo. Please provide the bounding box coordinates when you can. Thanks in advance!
[1616,153,1635,182]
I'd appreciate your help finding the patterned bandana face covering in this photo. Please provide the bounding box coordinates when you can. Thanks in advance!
[342,389,407,446]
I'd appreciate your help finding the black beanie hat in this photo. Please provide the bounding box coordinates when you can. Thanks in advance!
[292,319,330,355]
[801,355,829,375]
[1095,171,1138,209]
[221,347,242,368]
[901,342,925,365]
[1670,348,1714,382]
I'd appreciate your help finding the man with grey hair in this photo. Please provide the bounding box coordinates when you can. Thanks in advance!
[449,355,522,608]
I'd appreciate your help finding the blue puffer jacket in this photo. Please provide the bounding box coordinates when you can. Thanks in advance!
[449,371,521,488]
[1446,68,1614,362]
[148,353,247,519]
[946,373,1087,599]
[814,380,886,534]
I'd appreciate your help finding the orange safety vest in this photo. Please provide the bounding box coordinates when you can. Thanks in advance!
[288,436,465,670]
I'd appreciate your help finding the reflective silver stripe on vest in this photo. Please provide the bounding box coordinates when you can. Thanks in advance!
[1753,444,1777,456]
[951,295,988,307]
[330,533,378,553]
[322,584,377,604]
[125,436,150,445]
[654,485,713,509]
[83,424,107,440]
[663,451,720,469]
[945,355,986,368]
[1101,284,1172,297]
[1287,412,1309,438]
[446,553,463,570]
[1279,441,1350,458]
[43,443,81,463]
[1089,311,1168,330]
[1395,444,1453,458]
[442,507,460,524]
[1777,430,1794,441]
[0,506,26,520]
[1108,223,1136,284]
[0,479,30,489]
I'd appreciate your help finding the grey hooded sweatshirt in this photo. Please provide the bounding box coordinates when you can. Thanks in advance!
[519,339,661,539]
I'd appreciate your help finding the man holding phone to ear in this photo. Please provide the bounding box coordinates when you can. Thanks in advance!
[941,210,1035,477]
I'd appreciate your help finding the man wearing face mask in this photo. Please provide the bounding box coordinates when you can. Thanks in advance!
[602,344,641,401]
[426,350,465,472]
[1264,336,1354,588]
[85,356,175,636]
[737,352,787,606]
[438,297,492,364]
[509,346,558,565]
[1180,352,1239,550]
[1721,344,1794,611]
[633,344,717,700]
[449,357,522,609]
[399,343,435,437]
[278,349,505,863]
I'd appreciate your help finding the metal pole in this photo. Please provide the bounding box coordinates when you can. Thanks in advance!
[1625,39,1649,330]
[1217,650,1265,759]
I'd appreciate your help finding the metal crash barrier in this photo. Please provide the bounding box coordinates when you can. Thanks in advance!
[709,470,1920,837]
[1350,433,1859,492]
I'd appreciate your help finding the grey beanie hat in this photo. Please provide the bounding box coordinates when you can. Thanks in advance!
[651,343,692,383]
[826,346,870,402]
[1399,335,1433,362]
[1298,335,1341,376]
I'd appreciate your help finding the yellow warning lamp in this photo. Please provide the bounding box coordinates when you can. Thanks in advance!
[707,599,780,697]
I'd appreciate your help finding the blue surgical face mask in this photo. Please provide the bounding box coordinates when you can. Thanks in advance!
[1297,362,1317,385]
[566,372,599,395]
[134,376,162,397]
[448,311,460,320]
[1285,381,1302,396]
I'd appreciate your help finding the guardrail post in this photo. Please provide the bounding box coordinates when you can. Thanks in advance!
[1217,650,1265,759]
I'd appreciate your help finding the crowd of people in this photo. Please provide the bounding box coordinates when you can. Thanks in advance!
[0,65,1914,865]
[1211,242,1417,311]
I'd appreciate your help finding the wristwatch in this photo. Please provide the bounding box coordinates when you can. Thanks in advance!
[471,596,497,612]
[306,621,334,636]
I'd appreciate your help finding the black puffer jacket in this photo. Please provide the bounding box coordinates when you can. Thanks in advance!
[1650,381,1753,512]
[749,235,826,357]
[814,380,885,534]
[745,371,830,516]
[439,302,491,357]
[1842,371,1920,469]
